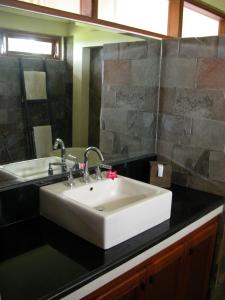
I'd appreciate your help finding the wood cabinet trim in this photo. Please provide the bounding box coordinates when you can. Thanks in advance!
[82,217,219,300]
[83,267,146,300]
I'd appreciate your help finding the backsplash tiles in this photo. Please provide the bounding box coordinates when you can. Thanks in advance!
[158,36,225,196]
[100,40,161,159]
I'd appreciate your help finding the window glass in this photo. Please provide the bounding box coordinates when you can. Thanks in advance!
[8,37,52,55]
[0,31,60,58]
[98,0,169,35]
[18,0,80,14]
[182,6,219,37]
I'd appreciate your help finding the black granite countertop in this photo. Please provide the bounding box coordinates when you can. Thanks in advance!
[0,185,224,300]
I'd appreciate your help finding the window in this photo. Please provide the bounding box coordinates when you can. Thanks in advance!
[18,0,80,14]
[182,3,219,37]
[0,31,60,58]
[98,0,169,35]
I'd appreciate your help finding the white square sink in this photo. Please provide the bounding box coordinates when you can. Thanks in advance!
[1,156,73,181]
[40,176,172,249]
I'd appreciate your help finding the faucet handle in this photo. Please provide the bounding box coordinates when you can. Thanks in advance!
[99,164,112,170]
[67,154,79,171]
[66,167,75,187]
[95,166,103,180]
[94,164,112,180]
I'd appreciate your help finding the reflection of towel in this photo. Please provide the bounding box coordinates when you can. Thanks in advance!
[24,71,47,100]
[33,125,52,158]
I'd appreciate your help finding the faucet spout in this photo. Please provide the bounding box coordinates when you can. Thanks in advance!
[83,146,104,183]
[53,138,67,172]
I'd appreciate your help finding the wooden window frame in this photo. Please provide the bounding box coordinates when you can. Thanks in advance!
[0,29,61,59]
[1,0,225,39]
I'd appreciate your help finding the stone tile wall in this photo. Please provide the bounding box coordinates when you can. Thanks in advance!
[0,56,72,164]
[100,39,161,160]
[89,47,102,147]
[158,36,225,196]
[158,36,225,300]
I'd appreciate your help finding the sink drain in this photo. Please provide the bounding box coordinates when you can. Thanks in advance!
[96,206,104,211]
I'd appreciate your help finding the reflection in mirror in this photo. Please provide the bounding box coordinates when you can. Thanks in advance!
[0,5,161,188]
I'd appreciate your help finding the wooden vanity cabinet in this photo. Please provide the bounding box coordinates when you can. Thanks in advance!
[145,243,185,300]
[182,221,218,300]
[84,267,146,300]
[83,217,218,300]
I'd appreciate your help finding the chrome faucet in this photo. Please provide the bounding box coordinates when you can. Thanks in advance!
[53,138,67,172]
[83,146,104,183]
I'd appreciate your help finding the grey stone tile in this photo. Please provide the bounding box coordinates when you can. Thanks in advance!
[193,149,210,177]
[188,118,225,151]
[101,84,117,108]
[161,57,197,88]
[157,140,174,161]
[218,36,225,58]
[103,43,119,61]
[0,56,19,68]
[159,87,176,114]
[127,111,156,139]
[161,39,179,57]
[172,144,206,174]
[119,41,147,60]
[0,109,8,124]
[179,36,218,58]
[46,59,66,72]
[211,91,225,121]
[100,108,128,134]
[115,86,158,111]
[21,58,44,71]
[0,67,20,85]
[187,175,225,196]
[103,60,130,85]
[174,88,214,118]
[209,151,225,183]
[131,58,160,87]
[158,114,185,143]
[147,38,161,58]
[172,171,188,187]
[99,130,114,154]
[145,87,159,112]
[141,138,156,153]
[113,132,142,156]
[0,80,21,101]
[47,70,66,97]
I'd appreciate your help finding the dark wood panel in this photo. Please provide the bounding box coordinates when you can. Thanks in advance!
[183,221,218,300]
[83,267,146,300]
[146,243,185,300]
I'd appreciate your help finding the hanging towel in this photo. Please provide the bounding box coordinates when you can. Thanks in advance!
[33,125,52,158]
[24,71,47,100]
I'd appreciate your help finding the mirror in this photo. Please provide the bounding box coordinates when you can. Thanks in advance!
[0,5,161,189]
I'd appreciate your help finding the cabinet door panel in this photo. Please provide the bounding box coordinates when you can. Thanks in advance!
[83,268,146,300]
[183,222,218,300]
[146,243,185,300]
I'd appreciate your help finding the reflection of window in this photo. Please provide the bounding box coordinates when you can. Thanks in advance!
[182,3,219,37]
[18,0,80,14]
[98,0,169,35]
[1,31,60,58]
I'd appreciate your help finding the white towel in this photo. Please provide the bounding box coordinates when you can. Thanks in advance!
[24,71,47,100]
[33,125,52,158]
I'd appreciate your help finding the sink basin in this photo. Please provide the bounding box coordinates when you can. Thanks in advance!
[1,156,74,181]
[40,176,172,249]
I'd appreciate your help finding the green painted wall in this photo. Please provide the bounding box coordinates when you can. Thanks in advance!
[0,9,70,36]
[70,23,144,147]
[201,0,225,12]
